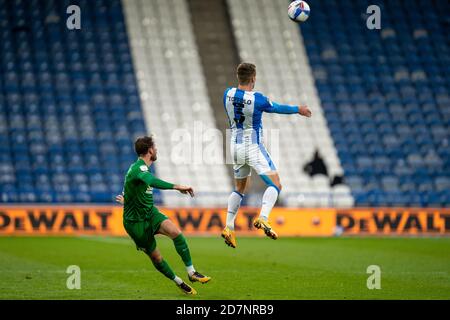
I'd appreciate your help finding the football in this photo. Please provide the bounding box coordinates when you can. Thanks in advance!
[288,0,310,22]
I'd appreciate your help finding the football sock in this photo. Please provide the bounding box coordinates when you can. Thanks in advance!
[259,186,279,221]
[152,259,176,280]
[173,276,183,285]
[186,265,195,276]
[173,234,193,267]
[226,191,244,230]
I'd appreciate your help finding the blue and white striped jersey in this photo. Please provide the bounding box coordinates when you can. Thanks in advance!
[223,87,299,144]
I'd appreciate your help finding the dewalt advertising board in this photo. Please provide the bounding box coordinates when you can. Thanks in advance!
[0,206,449,236]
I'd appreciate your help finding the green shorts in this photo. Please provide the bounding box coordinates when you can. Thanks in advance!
[123,206,169,254]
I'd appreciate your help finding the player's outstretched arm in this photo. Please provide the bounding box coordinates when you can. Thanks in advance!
[262,97,311,117]
[174,185,195,197]
[138,170,176,190]
[137,169,194,196]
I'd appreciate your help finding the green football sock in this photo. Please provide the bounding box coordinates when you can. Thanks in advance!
[173,234,193,267]
[152,259,175,280]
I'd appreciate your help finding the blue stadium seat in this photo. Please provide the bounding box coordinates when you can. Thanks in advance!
[301,0,449,207]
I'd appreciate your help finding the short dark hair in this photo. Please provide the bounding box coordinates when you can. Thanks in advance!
[237,62,256,85]
[134,136,154,156]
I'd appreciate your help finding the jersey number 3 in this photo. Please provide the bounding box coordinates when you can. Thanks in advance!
[233,102,245,124]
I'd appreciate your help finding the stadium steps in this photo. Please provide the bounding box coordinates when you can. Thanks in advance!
[121,0,232,206]
[186,0,239,139]
[186,0,266,195]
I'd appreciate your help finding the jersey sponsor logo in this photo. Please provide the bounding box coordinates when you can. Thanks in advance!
[139,165,148,172]
[227,96,252,105]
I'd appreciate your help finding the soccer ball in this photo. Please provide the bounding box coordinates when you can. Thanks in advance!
[288,0,310,23]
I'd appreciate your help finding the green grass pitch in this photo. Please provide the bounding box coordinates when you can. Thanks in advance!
[0,236,449,300]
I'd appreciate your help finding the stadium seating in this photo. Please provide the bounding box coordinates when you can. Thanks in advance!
[122,0,232,206]
[227,0,354,207]
[0,0,151,203]
[300,0,450,207]
[1,0,447,208]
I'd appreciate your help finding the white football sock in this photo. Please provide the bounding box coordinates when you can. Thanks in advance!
[226,191,244,230]
[186,265,195,276]
[259,186,279,221]
[173,275,183,285]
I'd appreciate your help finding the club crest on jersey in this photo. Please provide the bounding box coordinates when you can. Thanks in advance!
[139,165,148,172]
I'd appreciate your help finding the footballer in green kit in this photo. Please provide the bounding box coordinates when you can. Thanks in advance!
[116,136,211,295]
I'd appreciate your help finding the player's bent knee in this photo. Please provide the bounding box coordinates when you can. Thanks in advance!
[167,226,181,239]
[171,229,181,239]
[234,178,248,194]
[236,186,246,194]
[149,251,163,263]
[160,219,182,239]
[271,183,282,194]
[260,174,282,193]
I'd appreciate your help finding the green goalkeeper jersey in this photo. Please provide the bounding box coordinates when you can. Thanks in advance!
[123,158,174,222]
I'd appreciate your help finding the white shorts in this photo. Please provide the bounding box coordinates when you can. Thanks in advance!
[231,141,277,179]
